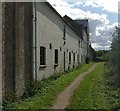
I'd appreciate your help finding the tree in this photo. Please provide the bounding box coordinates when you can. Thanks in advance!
[95,50,109,62]
[109,26,120,87]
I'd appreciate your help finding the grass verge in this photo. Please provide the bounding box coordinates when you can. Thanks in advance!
[66,62,120,110]
[5,63,94,109]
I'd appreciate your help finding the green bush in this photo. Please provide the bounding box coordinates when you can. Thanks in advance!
[23,73,62,99]
[3,91,15,108]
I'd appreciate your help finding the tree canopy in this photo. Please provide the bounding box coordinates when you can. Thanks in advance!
[109,26,120,87]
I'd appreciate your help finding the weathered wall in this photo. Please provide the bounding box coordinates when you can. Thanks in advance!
[2,3,15,98]
[0,1,2,109]
[15,3,26,98]
[36,3,82,80]
[24,3,33,85]
[2,2,33,99]
[1,2,88,101]
[65,26,80,69]
[15,3,33,98]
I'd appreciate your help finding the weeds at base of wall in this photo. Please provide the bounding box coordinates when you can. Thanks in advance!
[104,62,120,88]
[5,63,94,109]
[3,65,82,109]
[23,64,83,98]
[23,72,65,99]
[2,91,15,109]
[22,67,76,99]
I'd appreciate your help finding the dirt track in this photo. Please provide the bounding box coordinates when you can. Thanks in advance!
[51,64,96,109]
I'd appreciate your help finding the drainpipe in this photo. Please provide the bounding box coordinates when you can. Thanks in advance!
[33,1,37,81]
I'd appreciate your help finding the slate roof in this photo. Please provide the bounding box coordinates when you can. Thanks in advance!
[75,19,88,28]
[63,15,83,39]
[75,19,89,34]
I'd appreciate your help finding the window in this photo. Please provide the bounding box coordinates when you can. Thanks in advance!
[63,26,66,40]
[49,43,52,49]
[55,49,58,64]
[60,47,62,51]
[69,52,71,63]
[67,49,68,52]
[40,46,46,65]
[79,40,80,47]
[73,53,75,63]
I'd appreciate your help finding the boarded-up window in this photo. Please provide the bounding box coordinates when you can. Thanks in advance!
[40,46,46,65]
[55,49,58,64]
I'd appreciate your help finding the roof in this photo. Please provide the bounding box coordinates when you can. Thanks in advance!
[63,15,83,39]
[75,19,88,28]
[75,19,89,34]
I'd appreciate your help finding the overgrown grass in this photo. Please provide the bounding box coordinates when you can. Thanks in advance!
[66,62,120,110]
[5,63,94,109]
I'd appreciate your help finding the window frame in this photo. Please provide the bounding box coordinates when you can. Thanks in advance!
[54,49,59,66]
[63,26,66,40]
[69,52,71,64]
[40,46,46,67]
[73,53,75,63]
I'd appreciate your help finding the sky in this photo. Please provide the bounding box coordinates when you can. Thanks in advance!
[47,0,119,50]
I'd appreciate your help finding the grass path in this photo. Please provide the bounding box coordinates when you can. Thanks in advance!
[6,63,94,109]
[67,62,120,109]
[51,64,96,109]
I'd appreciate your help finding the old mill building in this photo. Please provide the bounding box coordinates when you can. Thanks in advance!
[0,2,94,105]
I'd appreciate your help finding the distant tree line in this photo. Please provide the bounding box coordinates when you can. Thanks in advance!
[95,50,110,62]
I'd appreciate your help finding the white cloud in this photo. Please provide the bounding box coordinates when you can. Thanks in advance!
[91,22,118,50]
[47,0,118,50]
[48,0,109,24]
[97,22,118,31]
[74,0,119,13]
[96,22,118,37]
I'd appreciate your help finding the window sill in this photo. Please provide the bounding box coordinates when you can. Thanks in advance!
[39,65,46,68]
[63,37,66,40]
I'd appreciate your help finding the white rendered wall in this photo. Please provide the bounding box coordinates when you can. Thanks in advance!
[36,3,84,80]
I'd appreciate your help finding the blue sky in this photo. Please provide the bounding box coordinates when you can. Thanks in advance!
[47,0,119,50]
[70,2,118,24]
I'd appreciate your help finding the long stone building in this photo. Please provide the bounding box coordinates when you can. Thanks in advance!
[35,2,89,80]
[0,2,92,105]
